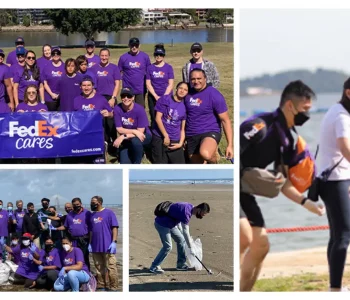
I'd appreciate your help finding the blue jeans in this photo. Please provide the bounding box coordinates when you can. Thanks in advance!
[119,132,152,164]
[54,270,90,292]
[151,222,187,269]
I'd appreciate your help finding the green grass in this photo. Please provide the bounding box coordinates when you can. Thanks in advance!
[2,42,233,164]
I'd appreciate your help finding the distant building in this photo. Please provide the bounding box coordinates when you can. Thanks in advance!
[167,11,192,22]
[17,9,50,24]
[142,10,169,25]
[196,9,208,20]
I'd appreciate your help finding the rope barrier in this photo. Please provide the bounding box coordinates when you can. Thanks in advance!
[266,225,329,233]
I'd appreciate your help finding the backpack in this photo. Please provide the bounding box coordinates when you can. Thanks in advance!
[154,201,173,217]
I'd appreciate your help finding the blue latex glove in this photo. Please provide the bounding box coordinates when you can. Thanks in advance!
[59,268,66,278]
[8,211,13,218]
[88,244,92,253]
[57,213,63,217]
[29,243,37,253]
[38,215,42,223]
[107,241,117,254]
[38,265,44,272]
[0,237,4,246]
[28,254,33,260]
[49,224,57,231]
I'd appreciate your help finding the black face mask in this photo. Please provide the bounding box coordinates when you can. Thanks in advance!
[42,203,49,209]
[294,111,310,126]
[28,209,34,214]
[196,212,203,219]
[65,208,73,214]
[45,244,54,252]
[90,204,98,211]
[73,205,81,212]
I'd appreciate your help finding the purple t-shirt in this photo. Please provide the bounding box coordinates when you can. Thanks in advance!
[14,246,41,280]
[146,63,174,96]
[90,208,118,253]
[0,102,11,113]
[64,209,91,237]
[41,62,65,102]
[114,103,150,134]
[10,245,20,264]
[185,86,228,136]
[152,95,186,141]
[118,51,151,94]
[0,64,11,102]
[0,209,9,236]
[16,102,48,112]
[60,247,89,273]
[190,62,203,73]
[73,93,112,112]
[90,63,121,96]
[14,209,26,232]
[57,73,82,111]
[9,63,24,79]
[6,48,27,66]
[14,70,40,101]
[86,54,100,68]
[36,57,52,72]
[155,202,194,229]
[43,248,61,269]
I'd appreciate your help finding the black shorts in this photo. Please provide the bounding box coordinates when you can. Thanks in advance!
[186,131,221,155]
[240,192,265,228]
[151,134,186,164]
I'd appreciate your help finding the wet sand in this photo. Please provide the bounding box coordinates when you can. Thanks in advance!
[129,184,234,292]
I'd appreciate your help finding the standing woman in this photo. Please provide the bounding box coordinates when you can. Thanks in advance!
[318,78,350,291]
[36,44,52,72]
[13,50,42,107]
[16,85,48,112]
[41,47,65,111]
[151,82,188,164]
[146,44,174,127]
[57,58,82,112]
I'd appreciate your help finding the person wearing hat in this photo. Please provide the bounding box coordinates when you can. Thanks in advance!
[36,44,52,72]
[118,37,151,108]
[84,39,100,68]
[0,49,14,111]
[41,47,65,111]
[6,37,26,66]
[239,80,325,291]
[146,43,174,128]
[113,87,151,164]
[8,46,26,86]
[182,42,220,89]
[23,202,44,249]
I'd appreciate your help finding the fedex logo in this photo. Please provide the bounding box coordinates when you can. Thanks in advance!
[152,71,165,78]
[64,258,74,265]
[21,252,29,258]
[93,217,103,224]
[97,71,108,76]
[129,62,141,68]
[46,255,54,263]
[88,62,96,68]
[189,97,202,107]
[0,215,3,219]
[82,104,95,111]
[9,121,58,138]
[51,71,63,77]
[243,122,265,140]
[73,218,82,225]
[122,117,134,126]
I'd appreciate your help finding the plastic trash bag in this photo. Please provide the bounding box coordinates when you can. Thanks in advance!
[81,273,97,292]
[184,237,203,271]
[4,260,18,273]
[0,262,10,285]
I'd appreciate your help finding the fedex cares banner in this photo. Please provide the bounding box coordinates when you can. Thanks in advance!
[0,111,104,158]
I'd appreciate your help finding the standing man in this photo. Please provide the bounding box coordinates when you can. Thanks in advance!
[6,37,26,66]
[185,69,233,164]
[84,40,100,68]
[13,200,26,237]
[8,46,26,85]
[37,198,51,248]
[89,196,119,291]
[118,37,151,108]
[22,202,43,248]
[149,202,210,274]
[0,200,9,262]
[182,43,220,89]
[0,49,14,110]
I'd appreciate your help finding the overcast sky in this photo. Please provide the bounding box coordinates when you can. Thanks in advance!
[0,169,123,207]
[240,9,350,78]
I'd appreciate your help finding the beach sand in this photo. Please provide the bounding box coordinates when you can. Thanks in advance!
[129,183,234,292]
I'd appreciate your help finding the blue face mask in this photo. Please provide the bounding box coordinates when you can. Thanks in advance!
[7,207,13,211]
[0,205,2,209]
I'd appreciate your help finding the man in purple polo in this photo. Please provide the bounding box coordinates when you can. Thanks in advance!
[185,68,233,164]
[0,49,14,110]
[118,37,151,108]
[149,202,210,274]
[85,40,100,68]
[6,37,26,66]
[13,200,26,237]
[8,46,26,84]
[0,200,9,262]
[88,196,119,291]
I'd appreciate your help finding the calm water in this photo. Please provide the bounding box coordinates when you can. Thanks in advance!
[240,93,341,253]
[0,28,233,47]
[130,179,233,185]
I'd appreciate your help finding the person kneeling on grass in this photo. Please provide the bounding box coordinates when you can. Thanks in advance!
[149,202,210,274]
[54,236,90,292]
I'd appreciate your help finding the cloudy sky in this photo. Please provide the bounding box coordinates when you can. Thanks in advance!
[0,169,123,207]
[240,9,350,78]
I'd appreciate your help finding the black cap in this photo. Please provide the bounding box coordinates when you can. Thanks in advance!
[41,198,50,203]
[154,48,165,56]
[15,37,25,44]
[81,75,94,84]
[129,37,140,46]
[191,42,203,51]
[85,40,95,47]
[0,49,5,58]
[344,78,350,90]
[51,47,61,55]
[120,87,134,97]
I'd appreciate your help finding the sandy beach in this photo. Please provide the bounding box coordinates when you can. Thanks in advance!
[129,184,233,292]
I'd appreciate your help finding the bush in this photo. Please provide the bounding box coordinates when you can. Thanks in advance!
[23,15,30,27]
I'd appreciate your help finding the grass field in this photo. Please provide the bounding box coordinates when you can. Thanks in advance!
[1,42,234,164]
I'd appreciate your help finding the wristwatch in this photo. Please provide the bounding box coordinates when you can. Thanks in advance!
[113,240,117,243]
[112,96,117,100]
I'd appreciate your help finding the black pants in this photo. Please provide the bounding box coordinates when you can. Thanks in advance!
[14,273,35,288]
[134,94,146,108]
[147,93,157,128]
[102,95,117,144]
[151,134,186,164]
[36,269,58,290]
[320,179,350,288]
[73,236,90,271]
[46,100,59,112]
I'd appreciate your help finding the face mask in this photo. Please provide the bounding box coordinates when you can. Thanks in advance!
[90,204,98,211]
[0,205,2,209]
[7,207,13,211]
[292,105,310,126]
[196,211,203,219]
[28,209,34,214]
[42,203,49,209]
[22,240,30,246]
[11,240,18,246]
[45,244,54,252]
[65,208,73,214]
[73,205,81,212]
[62,244,70,252]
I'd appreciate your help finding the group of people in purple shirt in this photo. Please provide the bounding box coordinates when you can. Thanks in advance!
[0,196,119,292]
[0,36,233,164]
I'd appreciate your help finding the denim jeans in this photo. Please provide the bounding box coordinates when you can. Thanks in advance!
[119,132,152,164]
[151,222,187,269]
[54,270,90,292]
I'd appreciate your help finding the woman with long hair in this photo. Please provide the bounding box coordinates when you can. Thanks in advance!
[16,85,48,112]
[36,44,52,72]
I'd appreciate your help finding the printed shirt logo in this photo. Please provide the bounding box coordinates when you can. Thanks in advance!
[21,251,29,258]
[243,122,265,140]
[0,215,3,219]
[166,109,180,125]
[189,97,202,107]
[152,71,165,78]
[88,62,96,68]
[93,217,103,224]
[82,104,95,111]
[46,255,54,263]
[97,71,108,76]
[64,258,74,265]
[17,213,24,218]
[73,218,82,225]
[27,75,36,82]
[129,62,141,68]
[51,71,63,77]
[122,117,134,126]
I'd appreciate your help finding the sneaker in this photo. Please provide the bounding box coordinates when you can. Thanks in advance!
[149,266,165,274]
[176,265,189,271]
[8,276,14,282]
[328,287,349,292]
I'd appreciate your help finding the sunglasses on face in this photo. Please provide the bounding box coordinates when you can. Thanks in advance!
[192,49,202,53]
[17,54,24,58]
[52,52,60,56]
[26,56,36,60]
[130,44,139,48]
[16,42,24,46]
[154,54,165,57]
[27,91,37,95]
[121,94,133,99]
